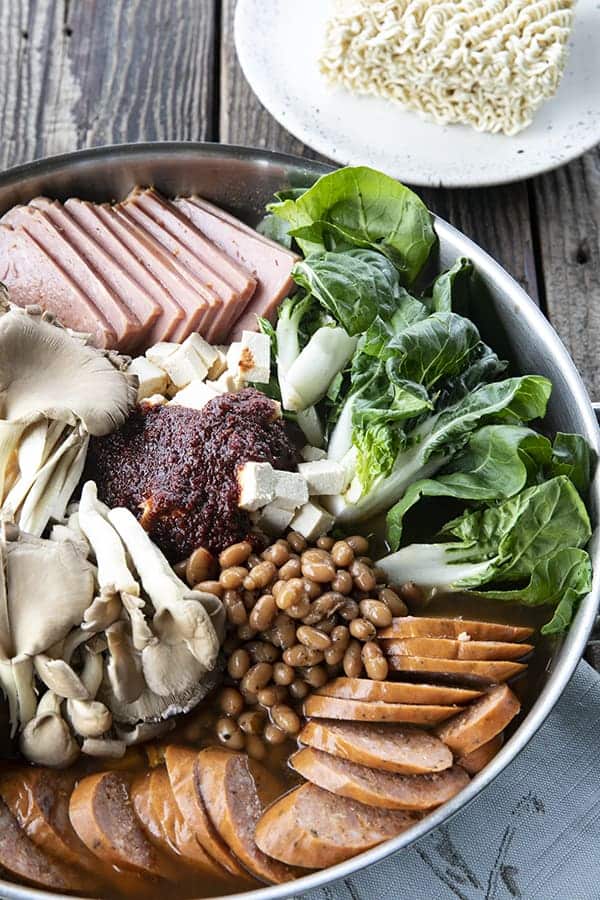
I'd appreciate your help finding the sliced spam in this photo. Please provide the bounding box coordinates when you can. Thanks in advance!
[387,656,527,683]
[255,782,421,869]
[303,695,458,725]
[298,720,453,775]
[0,223,117,348]
[435,684,521,757]
[381,637,534,661]
[316,677,482,706]
[290,747,470,811]
[195,747,299,884]
[174,194,299,337]
[378,616,534,643]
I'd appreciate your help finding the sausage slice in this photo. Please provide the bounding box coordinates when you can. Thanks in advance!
[196,747,298,884]
[290,748,470,810]
[164,745,249,879]
[0,795,89,892]
[381,637,533,660]
[255,783,421,869]
[303,696,457,725]
[387,656,526,683]
[457,733,504,775]
[316,677,482,705]
[298,720,453,775]
[69,771,169,878]
[435,684,520,756]
[0,768,102,875]
[379,616,534,642]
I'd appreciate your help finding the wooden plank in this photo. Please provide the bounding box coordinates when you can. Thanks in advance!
[219,0,538,303]
[531,148,600,399]
[0,0,217,170]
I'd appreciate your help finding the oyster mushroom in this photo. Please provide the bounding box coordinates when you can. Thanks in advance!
[81,737,126,759]
[114,719,175,745]
[82,588,122,632]
[66,698,112,738]
[33,655,88,700]
[0,421,24,504]
[105,620,145,704]
[0,303,137,435]
[20,692,80,768]
[78,481,139,596]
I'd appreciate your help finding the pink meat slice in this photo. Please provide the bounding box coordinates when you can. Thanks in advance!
[119,188,256,342]
[174,195,298,339]
[28,198,161,350]
[90,205,210,342]
[1,205,140,352]
[64,199,186,344]
[0,223,116,348]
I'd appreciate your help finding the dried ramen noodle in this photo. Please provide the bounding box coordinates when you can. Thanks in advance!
[320,0,575,135]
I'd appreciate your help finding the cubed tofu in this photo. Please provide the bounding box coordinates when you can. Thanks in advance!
[256,501,295,536]
[300,444,327,462]
[207,347,228,380]
[161,338,209,387]
[297,459,347,495]
[145,341,179,366]
[237,462,275,511]
[185,332,219,369]
[289,501,335,541]
[128,356,168,400]
[272,470,309,510]
[168,379,222,410]
[214,369,245,393]
[226,331,271,383]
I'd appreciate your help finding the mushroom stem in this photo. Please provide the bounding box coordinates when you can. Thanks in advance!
[105,620,145,704]
[33,655,88,700]
[80,645,105,698]
[66,698,112,738]
[0,421,24,504]
[78,481,139,596]
[20,711,80,768]
[0,658,37,736]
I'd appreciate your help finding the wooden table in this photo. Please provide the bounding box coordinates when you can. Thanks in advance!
[0,0,598,402]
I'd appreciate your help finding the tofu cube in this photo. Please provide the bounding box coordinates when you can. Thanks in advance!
[289,501,335,541]
[237,462,275,511]
[168,379,222,410]
[161,339,209,388]
[214,369,245,393]
[272,470,309,510]
[297,460,347,495]
[207,347,228,380]
[300,444,327,462]
[226,331,271,383]
[256,501,295,536]
[145,341,179,366]
[185,333,219,369]
[128,356,168,400]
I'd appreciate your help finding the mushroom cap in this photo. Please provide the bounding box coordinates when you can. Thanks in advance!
[20,712,80,768]
[0,305,137,435]
[66,698,112,738]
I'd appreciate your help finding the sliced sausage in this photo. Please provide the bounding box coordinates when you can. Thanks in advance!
[457,733,504,775]
[29,198,161,347]
[69,771,170,878]
[3,205,141,351]
[298,720,453,775]
[65,198,185,343]
[435,684,520,756]
[255,782,421,869]
[0,795,90,892]
[0,768,103,874]
[92,205,210,342]
[316,677,482,706]
[381,637,533,661]
[379,616,534,642]
[164,745,249,879]
[0,223,116,348]
[174,195,298,339]
[196,747,298,884]
[387,656,526,683]
[290,747,470,810]
[304,695,457,725]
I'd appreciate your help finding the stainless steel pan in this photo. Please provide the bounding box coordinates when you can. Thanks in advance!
[0,142,598,900]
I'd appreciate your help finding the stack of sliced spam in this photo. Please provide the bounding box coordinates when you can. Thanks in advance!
[380,616,534,684]
[0,187,298,351]
[257,680,521,870]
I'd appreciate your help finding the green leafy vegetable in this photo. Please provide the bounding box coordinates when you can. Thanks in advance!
[269,166,435,284]
[426,257,476,316]
[550,432,593,494]
[256,214,293,248]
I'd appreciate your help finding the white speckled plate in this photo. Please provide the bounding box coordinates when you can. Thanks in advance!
[235,0,600,188]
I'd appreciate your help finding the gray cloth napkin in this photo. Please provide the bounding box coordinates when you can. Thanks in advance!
[297,660,600,900]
